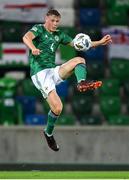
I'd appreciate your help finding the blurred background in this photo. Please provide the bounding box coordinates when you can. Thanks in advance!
[0,0,129,170]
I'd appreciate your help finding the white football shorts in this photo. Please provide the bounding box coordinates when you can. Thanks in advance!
[31,66,63,99]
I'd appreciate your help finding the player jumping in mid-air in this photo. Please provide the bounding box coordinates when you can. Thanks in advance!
[23,9,112,152]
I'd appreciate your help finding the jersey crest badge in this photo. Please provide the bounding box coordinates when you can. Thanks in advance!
[55,35,59,41]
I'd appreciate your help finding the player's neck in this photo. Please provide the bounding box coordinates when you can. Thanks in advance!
[43,24,53,33]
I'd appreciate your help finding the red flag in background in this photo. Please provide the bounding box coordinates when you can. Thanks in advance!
[0,0,49,22]
[102,26,129,59]
[0,43,28,65]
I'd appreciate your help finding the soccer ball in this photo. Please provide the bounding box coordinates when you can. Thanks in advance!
[73,33,91,51]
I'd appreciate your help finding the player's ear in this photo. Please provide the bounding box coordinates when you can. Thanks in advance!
[45,15,48,22]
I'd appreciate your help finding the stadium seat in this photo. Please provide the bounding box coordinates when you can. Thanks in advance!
[22,78,41,98]
[0,88,4,98]
[126,101,129,113]
[2,21,22,42]
[99,78,120,96]
[42,101,50,114]
[25,114,47,125]
[1,89,16,98]
[110,59,129,82]
[0,44,2,59]
[72,95,94,117]
[100,96,121,118]
[82,27,102,40]
[57,114,75,125]
[79,0,100,8]
[67,74,76,86]
[16,96,36,117]
[80,46,105,60]
[56,80,69,99]
[0,99,3,124]
[0,98,23,125]
[80,8,101,26]
[105,0,129,9]
[87,61,105,80]
[108,115,129,125]
[0,77,18,98]
[80,115,102,125]
[123,81,129,97]
[0,77,17,89]
[5,71,26,80]
[105,0,116,8]
[106,7,128,25]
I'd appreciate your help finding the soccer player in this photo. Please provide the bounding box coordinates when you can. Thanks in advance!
[23,9,112,151]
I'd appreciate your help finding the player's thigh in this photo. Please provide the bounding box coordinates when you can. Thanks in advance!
[59,57,85,79]
[46,90,63,115]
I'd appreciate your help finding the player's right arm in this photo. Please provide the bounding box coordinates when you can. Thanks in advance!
[91,34,112,48]
[23,31,41,55]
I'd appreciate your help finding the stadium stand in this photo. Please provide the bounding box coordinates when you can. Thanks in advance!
[108,115,129,125]
[80,115,102,125]
[0,98,23,125]
[99,79,120,96]
[78,0,100,8]
[106,7,128,25]
[57,114,75,125]
[110,59,129,83]
[1,21,22,42]
[25,114,47,125]
[79,8,101,27]
[99,96,122,120]
[0,0,129,125]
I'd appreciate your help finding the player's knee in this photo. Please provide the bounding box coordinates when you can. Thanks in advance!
[78,57,86,64]
[75,57,86,65]
[54,103,63,115]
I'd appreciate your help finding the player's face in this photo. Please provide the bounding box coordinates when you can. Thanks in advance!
[45,15,61,32]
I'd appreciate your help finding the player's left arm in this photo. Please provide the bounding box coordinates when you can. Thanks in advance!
[91,34,112,48]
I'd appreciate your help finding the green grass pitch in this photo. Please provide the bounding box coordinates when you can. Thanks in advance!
[0,171,129,179]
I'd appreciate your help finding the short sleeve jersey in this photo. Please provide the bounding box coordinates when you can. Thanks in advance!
[29,24,72,76]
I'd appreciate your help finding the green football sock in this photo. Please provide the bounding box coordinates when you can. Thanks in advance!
[45,110,59,136]
[74,63,87,83]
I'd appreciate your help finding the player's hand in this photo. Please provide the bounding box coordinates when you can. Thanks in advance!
[100,34,112,45]
[32,48,42,55]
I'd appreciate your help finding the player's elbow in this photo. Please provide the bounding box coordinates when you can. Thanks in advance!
[22,35,27,44]
[22,36,25,43]
[22,34,31,45]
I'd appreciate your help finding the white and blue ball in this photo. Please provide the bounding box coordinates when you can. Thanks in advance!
[74,33,91,51]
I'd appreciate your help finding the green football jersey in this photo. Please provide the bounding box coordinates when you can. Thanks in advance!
[29,24,72,76]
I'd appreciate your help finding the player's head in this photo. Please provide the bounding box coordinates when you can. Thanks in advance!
[44,9,61,32]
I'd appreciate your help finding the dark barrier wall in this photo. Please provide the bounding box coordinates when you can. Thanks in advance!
[0,126,129,164]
